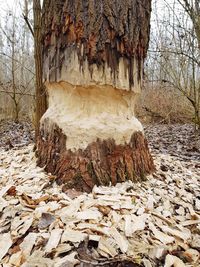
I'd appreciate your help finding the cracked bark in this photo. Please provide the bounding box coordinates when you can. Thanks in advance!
[37,0,155,192]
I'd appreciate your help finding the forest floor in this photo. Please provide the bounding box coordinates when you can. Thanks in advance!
[0,121,200,267]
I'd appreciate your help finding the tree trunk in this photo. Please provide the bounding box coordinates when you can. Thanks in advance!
[33,0,47,139]
[36,0,155,192]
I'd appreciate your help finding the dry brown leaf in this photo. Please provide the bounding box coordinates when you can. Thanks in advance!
[97,205,111,215]
[7,186,17,196]
[21,193,49,207]
[0,185,14,198]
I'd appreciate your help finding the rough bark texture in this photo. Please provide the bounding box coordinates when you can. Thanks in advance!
[37,0,155,191]
[37,123,155,193]
[41,0,151,89]
[33,0,47,138]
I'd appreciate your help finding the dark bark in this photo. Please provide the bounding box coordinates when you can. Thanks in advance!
[42,0,151,88]
[37,0,155,191]
[33,0,47,139]
[37,123,155,193]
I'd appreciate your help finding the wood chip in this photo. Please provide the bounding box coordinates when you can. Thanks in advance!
[98,237,118,257]
[54,252,79,267]
[0,233,12,261]
[0,185,14,198]
[161,225,191,241]
[109,227,129,253]
[45,228,63,253]
[183,249,199,263]
[164,254,186,267]
[61,228,87,243]
[20,232,38,259]
[9,251,23,266]
[76,209,103,220]
[149,223,175,244]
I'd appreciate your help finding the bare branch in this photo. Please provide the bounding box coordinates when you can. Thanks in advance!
[23,13,34,37]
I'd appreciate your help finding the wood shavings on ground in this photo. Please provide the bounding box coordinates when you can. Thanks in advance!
[0,124,199,266]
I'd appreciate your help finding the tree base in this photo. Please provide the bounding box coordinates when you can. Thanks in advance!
[36,122,155,192]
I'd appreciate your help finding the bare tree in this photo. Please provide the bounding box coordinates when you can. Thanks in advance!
[33,0,47,138]
[146,0,200,128]
[0,2,35,122]
[178,0,200,49]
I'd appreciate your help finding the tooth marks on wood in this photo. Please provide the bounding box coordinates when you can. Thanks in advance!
[42,0,151,88]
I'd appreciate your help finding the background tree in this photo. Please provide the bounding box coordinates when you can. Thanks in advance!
[143,0,200,129]
[178,0,200,49]
[0,0,35,122]
[33,0,47,138]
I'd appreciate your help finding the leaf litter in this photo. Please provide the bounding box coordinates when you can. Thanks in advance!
[0,123,199,266]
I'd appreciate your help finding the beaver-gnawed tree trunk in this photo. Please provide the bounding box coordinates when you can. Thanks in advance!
[36,0,155,192]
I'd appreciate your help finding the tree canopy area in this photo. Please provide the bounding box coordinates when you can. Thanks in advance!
[0,0,199,266]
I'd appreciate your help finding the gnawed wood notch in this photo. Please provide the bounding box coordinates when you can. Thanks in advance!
[37,0,155,192]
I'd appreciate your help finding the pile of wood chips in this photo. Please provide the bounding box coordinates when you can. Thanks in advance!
[0,143,199,266]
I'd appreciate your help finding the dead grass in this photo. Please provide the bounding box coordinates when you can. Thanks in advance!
[0,85,194,125]
[0,92,34,122]
[136,85,193,124]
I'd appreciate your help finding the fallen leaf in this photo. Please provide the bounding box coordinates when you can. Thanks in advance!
[38,213,56,229]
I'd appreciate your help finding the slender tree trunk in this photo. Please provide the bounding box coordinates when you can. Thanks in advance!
[33,0,47,139]
[36,0,155,192]
[11,29,19,123]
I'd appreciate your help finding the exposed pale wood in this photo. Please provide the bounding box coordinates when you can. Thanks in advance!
[37,0,154,190]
